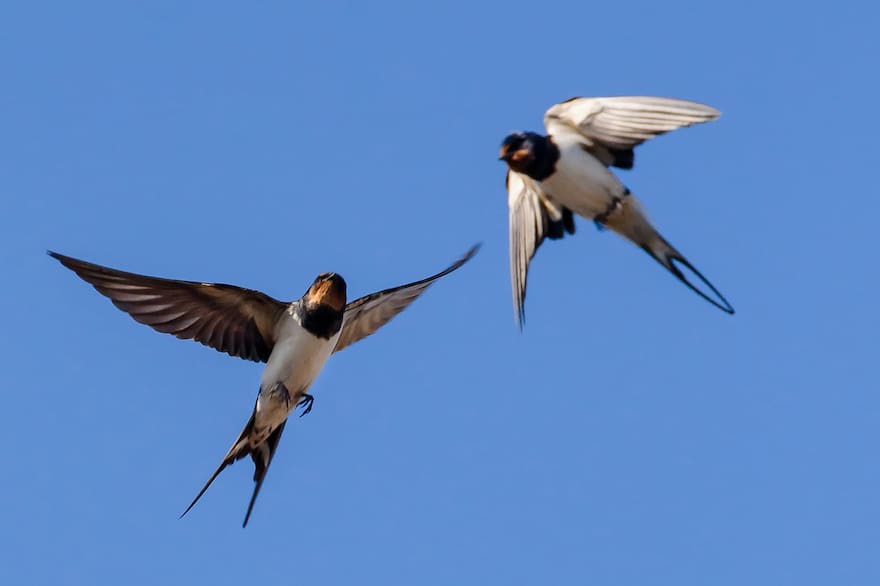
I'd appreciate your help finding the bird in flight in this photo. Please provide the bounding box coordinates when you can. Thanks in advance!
[499,96,734,328]
[50,244,479,526]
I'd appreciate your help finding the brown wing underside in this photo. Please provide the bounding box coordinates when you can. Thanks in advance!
[333,244,479,352]
[50,251,288,362]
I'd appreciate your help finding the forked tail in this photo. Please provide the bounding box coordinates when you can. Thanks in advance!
[604,196,734,314]
[640,234,735,314]
[179,411,288,528]
[180,415,256,521]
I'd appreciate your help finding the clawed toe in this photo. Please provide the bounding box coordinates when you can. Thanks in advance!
[297,393,314,417]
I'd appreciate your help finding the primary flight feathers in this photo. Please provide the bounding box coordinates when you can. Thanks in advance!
[334,247,478,352]
[50,253,285,362]
[544,96,720,153]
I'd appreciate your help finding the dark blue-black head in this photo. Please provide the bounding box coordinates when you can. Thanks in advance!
[499,131,556,179]
[499,132,531,160]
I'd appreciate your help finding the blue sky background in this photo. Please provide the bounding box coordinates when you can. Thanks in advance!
[2,1,878,584]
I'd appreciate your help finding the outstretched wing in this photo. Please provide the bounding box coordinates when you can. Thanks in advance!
[544,96,720,168]
[50,251,287,362]
[333,244,480,353]
[507,171,573,329]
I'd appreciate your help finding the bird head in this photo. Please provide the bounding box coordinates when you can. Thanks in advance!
[305,272,347,311]
[499,132,539,173]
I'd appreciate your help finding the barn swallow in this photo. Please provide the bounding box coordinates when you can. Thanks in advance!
[499,96,734,327]
[49,244,479,526]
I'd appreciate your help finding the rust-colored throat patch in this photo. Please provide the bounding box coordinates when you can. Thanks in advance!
[306,273,347,310]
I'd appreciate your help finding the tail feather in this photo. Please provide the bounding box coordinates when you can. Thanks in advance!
[180,414,256,520]
[604,196,735,314]
[242,421,287,528]
[640,237,735,314]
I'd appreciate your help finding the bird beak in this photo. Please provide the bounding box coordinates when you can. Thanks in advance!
[499,148,511,162]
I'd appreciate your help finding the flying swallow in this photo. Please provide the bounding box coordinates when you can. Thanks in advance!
[49,244,479,526]
[499,96,734,327]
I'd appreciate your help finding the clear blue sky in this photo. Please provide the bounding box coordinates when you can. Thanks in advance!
[2,1,877,584]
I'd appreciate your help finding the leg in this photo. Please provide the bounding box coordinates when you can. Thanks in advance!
[267,382,291,409]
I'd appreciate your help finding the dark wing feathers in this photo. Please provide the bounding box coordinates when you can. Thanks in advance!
[50,251,287,362]
[332,244,479,353]
[607,147,635,170]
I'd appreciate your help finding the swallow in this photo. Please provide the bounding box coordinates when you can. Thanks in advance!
[499,95,734,327]
[49,244,478,526]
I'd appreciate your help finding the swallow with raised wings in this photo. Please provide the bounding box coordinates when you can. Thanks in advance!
[50,244,478,526]
[499,96,734,327]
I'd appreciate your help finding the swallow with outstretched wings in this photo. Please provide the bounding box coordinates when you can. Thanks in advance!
[50,244,478,526]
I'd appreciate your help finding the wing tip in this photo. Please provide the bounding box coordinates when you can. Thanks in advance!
[697,104,722,122]
[512,286,526,331]
[47,250,82,271]
[462,242,482,262]
[441,242,481,276]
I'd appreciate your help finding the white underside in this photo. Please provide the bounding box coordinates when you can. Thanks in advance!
[540,124,628,219]
[252,311,340,437]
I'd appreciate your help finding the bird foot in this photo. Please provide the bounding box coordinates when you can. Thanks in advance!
[297,393,314,417]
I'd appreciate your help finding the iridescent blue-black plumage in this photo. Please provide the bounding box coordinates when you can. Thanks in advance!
[499,131,559,181]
